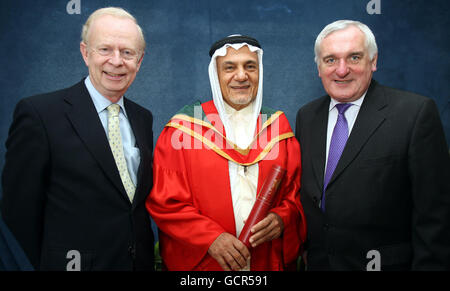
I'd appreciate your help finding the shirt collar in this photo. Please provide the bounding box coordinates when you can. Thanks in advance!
[223,100,254,118]
[84,76,128,118]
[329,91,366,112]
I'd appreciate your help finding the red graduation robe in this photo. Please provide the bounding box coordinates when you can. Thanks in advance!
[146,100,306,270]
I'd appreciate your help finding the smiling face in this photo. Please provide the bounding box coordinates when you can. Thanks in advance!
[80,15,143,102]
[216,46,259,111]
[318,25,377,102]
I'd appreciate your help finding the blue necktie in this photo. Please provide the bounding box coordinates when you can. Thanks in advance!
[322,103,352,211]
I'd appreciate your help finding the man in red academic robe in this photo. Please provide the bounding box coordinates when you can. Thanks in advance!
[146,35,306,271]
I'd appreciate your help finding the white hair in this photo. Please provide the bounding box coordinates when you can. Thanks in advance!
[314,20,378,64]
[81,7,146,53]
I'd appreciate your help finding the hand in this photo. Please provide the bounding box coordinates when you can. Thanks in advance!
[248,212,284,248]
[302,250,308,266]
[208,232,251,271]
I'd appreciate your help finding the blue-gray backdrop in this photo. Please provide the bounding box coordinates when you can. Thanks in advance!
[0,0,449,270]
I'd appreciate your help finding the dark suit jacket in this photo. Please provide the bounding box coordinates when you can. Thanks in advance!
[295,80,450,270]
[0,79,154,270]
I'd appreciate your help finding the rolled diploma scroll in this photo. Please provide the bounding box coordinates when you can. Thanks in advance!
[238,164,286,248]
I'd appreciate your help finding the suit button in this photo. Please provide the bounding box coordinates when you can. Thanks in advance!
[323,223,329,231]
[128,246,136,259]
[313,196,321,207]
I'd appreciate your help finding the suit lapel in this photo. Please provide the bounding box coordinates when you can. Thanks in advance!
[328,80,388,187]
[124,98,149,208]
[63,80,130,202]
[310,97,330,196]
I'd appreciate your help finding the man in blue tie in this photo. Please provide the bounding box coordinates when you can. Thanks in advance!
[295,20,450,270]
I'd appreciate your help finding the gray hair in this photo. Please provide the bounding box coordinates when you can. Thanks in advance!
[314,20,378,64]
[81,7,146,54]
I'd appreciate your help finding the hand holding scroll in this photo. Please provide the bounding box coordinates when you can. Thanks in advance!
[248,212,284,248]
[238,164,286,248]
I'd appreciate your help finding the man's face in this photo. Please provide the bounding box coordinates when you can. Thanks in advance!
[317,26,377,102]
[80,15,143,101]
[216,46,259,110]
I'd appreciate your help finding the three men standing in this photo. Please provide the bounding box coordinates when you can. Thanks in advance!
[2,10,449,272]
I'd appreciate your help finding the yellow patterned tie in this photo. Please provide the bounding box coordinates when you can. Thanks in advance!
[107,104,135,202]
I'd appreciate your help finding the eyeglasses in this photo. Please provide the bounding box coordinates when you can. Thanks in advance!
[91,46,140,61]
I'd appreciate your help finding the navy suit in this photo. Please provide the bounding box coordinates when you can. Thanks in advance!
[1,79,154,270]
[296,80,450,270]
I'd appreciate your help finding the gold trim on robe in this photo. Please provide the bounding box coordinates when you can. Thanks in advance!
[165,110,294,166]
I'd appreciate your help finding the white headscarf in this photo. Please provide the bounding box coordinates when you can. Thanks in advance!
[208,41,263,148]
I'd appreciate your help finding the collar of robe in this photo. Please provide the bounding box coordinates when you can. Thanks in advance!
[165,100,294,166]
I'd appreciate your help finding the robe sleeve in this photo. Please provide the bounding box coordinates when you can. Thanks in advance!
[146,126,226,270]
[269,136,307,267]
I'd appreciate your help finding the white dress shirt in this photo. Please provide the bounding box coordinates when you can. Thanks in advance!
[223,101,259,238]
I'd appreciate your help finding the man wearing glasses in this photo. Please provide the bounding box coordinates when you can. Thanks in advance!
[0,7,155,271]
